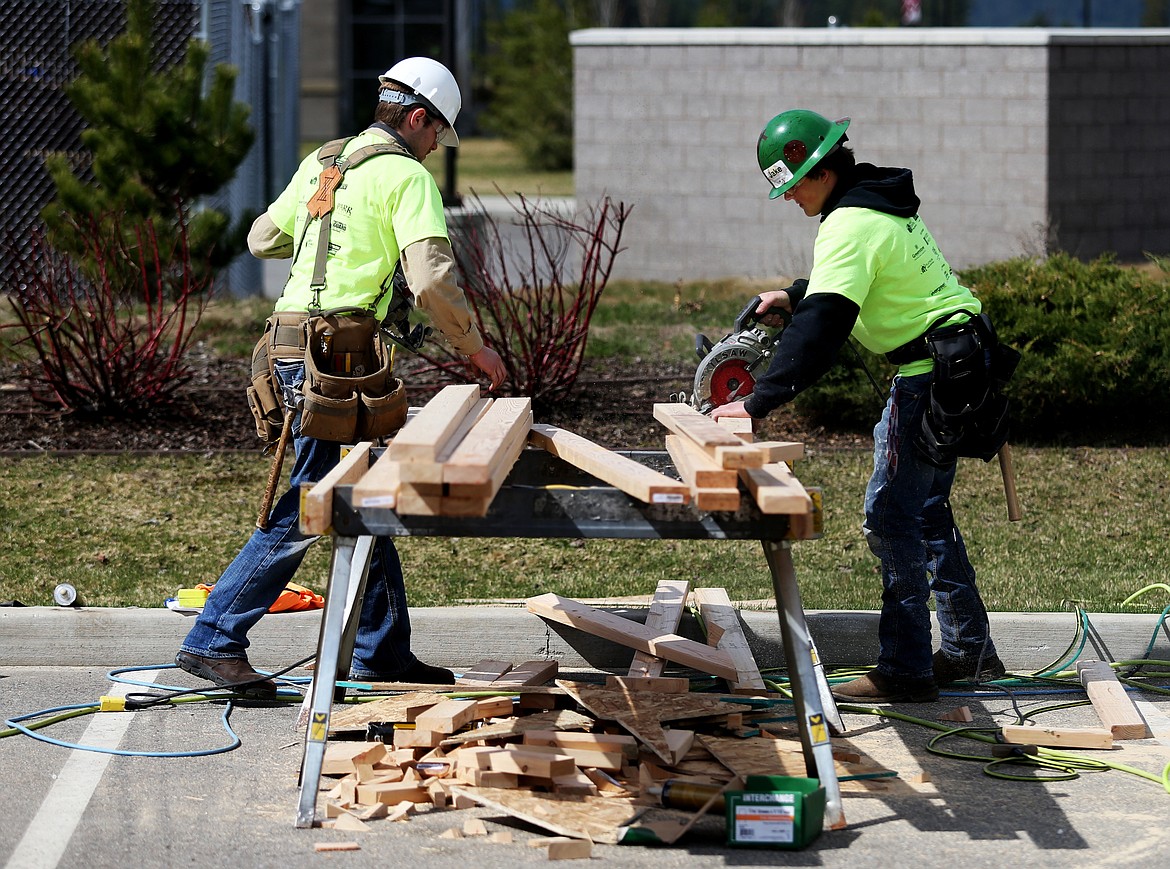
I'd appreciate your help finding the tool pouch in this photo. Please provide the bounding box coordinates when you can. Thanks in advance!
[246,331,286,445]
[915,312,1021,468]
[299,309,407,443]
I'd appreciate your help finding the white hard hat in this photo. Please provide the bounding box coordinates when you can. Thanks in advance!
[379,56,461,147]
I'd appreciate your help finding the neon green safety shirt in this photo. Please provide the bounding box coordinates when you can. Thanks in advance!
[268,130,449,320]
[807,209,980,376]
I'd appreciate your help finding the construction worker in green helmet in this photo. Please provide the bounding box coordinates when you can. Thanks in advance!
[714,109,1018,703]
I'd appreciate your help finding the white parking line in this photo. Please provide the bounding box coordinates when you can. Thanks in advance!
[5,670,159,869]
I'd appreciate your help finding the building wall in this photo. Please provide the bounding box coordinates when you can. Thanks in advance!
[572,27,1170,283]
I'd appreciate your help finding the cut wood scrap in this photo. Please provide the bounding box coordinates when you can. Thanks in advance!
[488,831,514,844]
[1000,725,1114,749]
[330,812,371,833]
[393,726,444,749]
[354,780,430,805]
[442,709,594,745]
[664,434,738,488]
[510,741,625,771]
[328,692,448,735]
[552,770,599,795]
[938,706,974,723]
[627,579,691,679]
[457,660,514,687]
[528,423,690,505]
[1077,659,1151,739]
[463,817,488,836]
[547,838,593,860]
[556,680,752,764]
[653,403,766,469]
[488,746,577,779]
[414,699,479,734]
[472,696,516,719]
[606,675,690,694]
[321,741,388,776]
[447,786,645,845]
[301,442,372,534]
[664,729,696,766]
[388,383,481,462]
[314,842,361,852]
[692,587,766,693]
[444,397,533,485]
[527,593,738,681]
[739,461,813,515]
[523,729,639,760]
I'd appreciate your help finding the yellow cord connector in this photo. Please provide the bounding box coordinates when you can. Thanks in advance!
[99,696,127,712]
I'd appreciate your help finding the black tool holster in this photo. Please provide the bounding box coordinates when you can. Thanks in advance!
[915,312,1021,468]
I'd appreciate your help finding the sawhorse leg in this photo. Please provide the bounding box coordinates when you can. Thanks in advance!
[295,534,375,828]
[761,539,846,830]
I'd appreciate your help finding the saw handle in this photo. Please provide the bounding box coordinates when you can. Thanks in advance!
[735,295,792,333]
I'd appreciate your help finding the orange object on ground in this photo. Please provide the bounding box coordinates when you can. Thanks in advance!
[195,582,324,613]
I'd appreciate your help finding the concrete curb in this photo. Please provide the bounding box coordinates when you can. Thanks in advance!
[3,605,1167,674]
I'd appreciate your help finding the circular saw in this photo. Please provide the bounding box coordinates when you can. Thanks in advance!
[684,295,790,414]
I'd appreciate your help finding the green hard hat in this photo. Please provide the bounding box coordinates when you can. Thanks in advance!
[757,110,851,199]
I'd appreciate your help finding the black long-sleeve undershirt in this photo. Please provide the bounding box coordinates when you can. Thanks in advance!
[743,292,860,418]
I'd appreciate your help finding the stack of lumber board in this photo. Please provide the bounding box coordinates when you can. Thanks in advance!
[654,402,812,515]
[299,391,817,533]
[352,384,532,518]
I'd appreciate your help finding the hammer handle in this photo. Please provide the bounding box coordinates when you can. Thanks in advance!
[257,410,295,530]
[998,442,1022,522]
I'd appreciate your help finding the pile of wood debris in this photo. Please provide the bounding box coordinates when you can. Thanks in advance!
[310,588,895,856]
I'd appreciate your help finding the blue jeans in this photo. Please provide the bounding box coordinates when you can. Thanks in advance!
[863,373,996,681]
[180,361,416,677]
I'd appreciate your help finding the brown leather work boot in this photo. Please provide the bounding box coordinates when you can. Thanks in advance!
[175,651,278,698]
[831,670,939,704]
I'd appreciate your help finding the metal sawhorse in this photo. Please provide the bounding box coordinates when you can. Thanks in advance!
[295,448,845,829]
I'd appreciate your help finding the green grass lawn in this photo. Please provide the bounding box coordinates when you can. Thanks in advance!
[3,445,1166,614]
[428,137,573,198]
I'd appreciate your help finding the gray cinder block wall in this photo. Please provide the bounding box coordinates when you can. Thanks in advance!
[571,28,1170,283]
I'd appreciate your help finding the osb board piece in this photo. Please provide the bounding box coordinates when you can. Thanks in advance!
[448,785,646,845]
[442,709,594,745]
[328,691,449,735]
[698,734,891,785]
[557,680,751,764]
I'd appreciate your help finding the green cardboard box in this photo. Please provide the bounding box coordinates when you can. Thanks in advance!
[724,775,826,849]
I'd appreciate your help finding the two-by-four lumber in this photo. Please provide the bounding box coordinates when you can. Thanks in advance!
[528,423,690,505]
[444,397,533,486]
[664,434,740,512]
[527,593,739,681]
[388,384,481,462]
[1000,725,1113,749]
[1076,659,1151,739]
[627,579,691,679]
[301,442,372,534]
[653,402,765,469]
[456,660,514,687]
[692,587,767,692]
[739,461,813,515]
[397,397,495,486]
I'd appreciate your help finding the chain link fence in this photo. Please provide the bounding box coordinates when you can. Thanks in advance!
[0,0,300,295]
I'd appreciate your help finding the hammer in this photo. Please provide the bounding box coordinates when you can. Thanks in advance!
[998,443,1022,522]
[257,408,295,530]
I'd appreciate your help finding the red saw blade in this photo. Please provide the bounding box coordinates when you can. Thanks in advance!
[708,359,756,406]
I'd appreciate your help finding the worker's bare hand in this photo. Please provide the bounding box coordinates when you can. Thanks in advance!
[710,400,752,421]
[469,346,506,391]
[755,289,793,327]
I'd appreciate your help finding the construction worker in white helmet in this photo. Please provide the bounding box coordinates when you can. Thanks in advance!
[177,57,504,695]
[715,109,1017,704]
